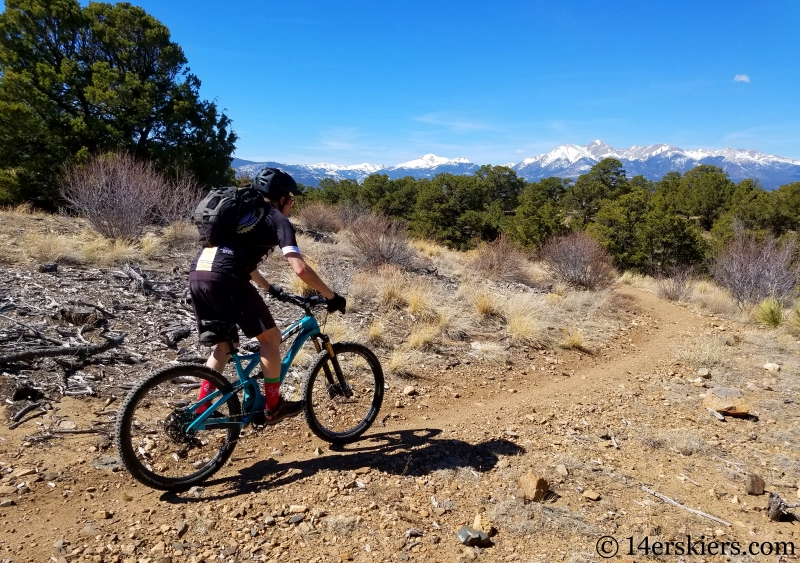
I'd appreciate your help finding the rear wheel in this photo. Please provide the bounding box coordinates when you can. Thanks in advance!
[115,364,241,491]
[302,342,383,444]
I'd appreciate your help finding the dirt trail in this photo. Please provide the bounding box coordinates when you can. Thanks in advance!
[1,284,797,563]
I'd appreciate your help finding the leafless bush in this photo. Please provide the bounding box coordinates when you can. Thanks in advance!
[155,169,203,225]
[540,232,615,290]
[60,153,163,240]
[338,202,370,229]
[468,234,530,284]
[347,213,415,268]
[295,202,344,233]
[655,265,695,301]
[711,231,797,306]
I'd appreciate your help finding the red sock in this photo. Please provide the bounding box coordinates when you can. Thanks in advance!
[196,379,216,413]
[264,379,281,410]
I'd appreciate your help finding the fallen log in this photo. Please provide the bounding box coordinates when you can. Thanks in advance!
[0,333,126,365]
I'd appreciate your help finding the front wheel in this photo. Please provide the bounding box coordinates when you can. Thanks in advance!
[302,342,384,444]
[115,364,241,491]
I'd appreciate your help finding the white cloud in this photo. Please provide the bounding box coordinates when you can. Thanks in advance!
[734,74,751,83]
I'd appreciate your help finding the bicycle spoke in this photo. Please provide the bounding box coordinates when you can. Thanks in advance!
[116,365,241,491]
[304,342,383,443]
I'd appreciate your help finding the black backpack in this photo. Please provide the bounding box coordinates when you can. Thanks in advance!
[193,186,264,247]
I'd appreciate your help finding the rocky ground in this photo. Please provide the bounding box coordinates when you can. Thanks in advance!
[0,211,799,563]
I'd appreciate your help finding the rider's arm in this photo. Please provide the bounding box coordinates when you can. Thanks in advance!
[250,269,273,291]
[285,253,335,299]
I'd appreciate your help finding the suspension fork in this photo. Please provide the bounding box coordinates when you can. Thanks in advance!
[312,334,353,398]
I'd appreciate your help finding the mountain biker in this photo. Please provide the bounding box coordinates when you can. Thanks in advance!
[189,167,346,424]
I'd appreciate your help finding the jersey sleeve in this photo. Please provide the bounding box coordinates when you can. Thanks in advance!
[274,214,301,256]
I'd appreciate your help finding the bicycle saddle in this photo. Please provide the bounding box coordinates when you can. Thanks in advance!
[198,320,239,346]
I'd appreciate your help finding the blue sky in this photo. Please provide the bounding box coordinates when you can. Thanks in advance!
[126,1,799,164]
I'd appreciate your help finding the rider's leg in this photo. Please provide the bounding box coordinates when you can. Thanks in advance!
[197,342,231,411]
[255,327,282,410]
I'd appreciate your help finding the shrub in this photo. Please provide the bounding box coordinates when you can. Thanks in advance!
[347,213,415,268]
[655,266,695,301]
[711,230,797,306]
[468,235,530,284]
[540,232,615,290]
[60,153,198,240]
[162,221,198,249]
[755,297,784,328]
[295,202,344,233]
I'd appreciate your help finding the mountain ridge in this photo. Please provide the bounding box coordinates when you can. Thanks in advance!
[233,142,800,189]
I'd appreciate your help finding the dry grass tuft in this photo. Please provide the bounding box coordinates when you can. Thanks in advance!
[676,337,729,368]
[367,318,386,346]
[374,265,408,310]
[140,233,162,259]
[406,284,440,323]
[640,428,707,456]
[490,501,596,537]
[79,234,139,265]
[688,280,738,316]
[386,348,414,376]
[410,238,444,258]
[464,287,503,319]
[469,341,507,364]
[407,324,440,351]
[161,221,197,249]
[560,329,590,353]
[504,294,552,348]
[21,232,82,264]
[655,267,695,301]
[619,271,657,292]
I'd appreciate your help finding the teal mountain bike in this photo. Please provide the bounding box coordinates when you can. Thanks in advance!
[115,293,384,491]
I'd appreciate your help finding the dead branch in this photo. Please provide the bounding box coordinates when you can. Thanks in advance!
[0,313,65,346]
[0,333,126,364]
[51,428,106,435]
[11,401,42,422]
[642,485,731,527]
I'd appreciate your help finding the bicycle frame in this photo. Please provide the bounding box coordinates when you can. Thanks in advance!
[185,312,324,432]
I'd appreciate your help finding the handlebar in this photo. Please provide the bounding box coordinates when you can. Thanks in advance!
[275,292,327,313]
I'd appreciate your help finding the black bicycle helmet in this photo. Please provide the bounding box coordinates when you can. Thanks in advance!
[253,167,301,198]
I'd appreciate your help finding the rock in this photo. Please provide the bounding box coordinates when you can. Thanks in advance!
[314,447,322,456]
[287,514,305,524]
[402,386,417,396]
[697,368,711,378]
[264,516,276,526]
[0,485,17,495]
[188,486,205,498]
[37,263,58,273]
[94,510,112,519]
[457,525,490,547]
[174,521,188,537]
[288,504,308,513]
[92,456,122,472]
[472,514,483,532]
[0,498,15,507]
[59,420,77,430]
[340,552,353,561]
[555,464,569,477]
[12,467,36,478]
[80,523,99,537]
[297,522,311,533]
[764,363,781,372]
[746,473,766,496]
[702,387,750,417]
[517,472,549,502]
[461,547,478,561]
[583,490,601,501]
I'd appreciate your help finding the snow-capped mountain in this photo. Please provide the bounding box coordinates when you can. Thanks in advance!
[385,153,478,179]
[232,143,800,189]
[513,141,800,188]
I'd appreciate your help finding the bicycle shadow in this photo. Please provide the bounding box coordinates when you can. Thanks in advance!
[159,427,525,504]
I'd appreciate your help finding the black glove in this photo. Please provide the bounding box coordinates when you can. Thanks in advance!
[326,293,346,314]
[268,285,284,300]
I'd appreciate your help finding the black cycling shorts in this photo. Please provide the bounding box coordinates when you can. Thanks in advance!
[189,271,276,339]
